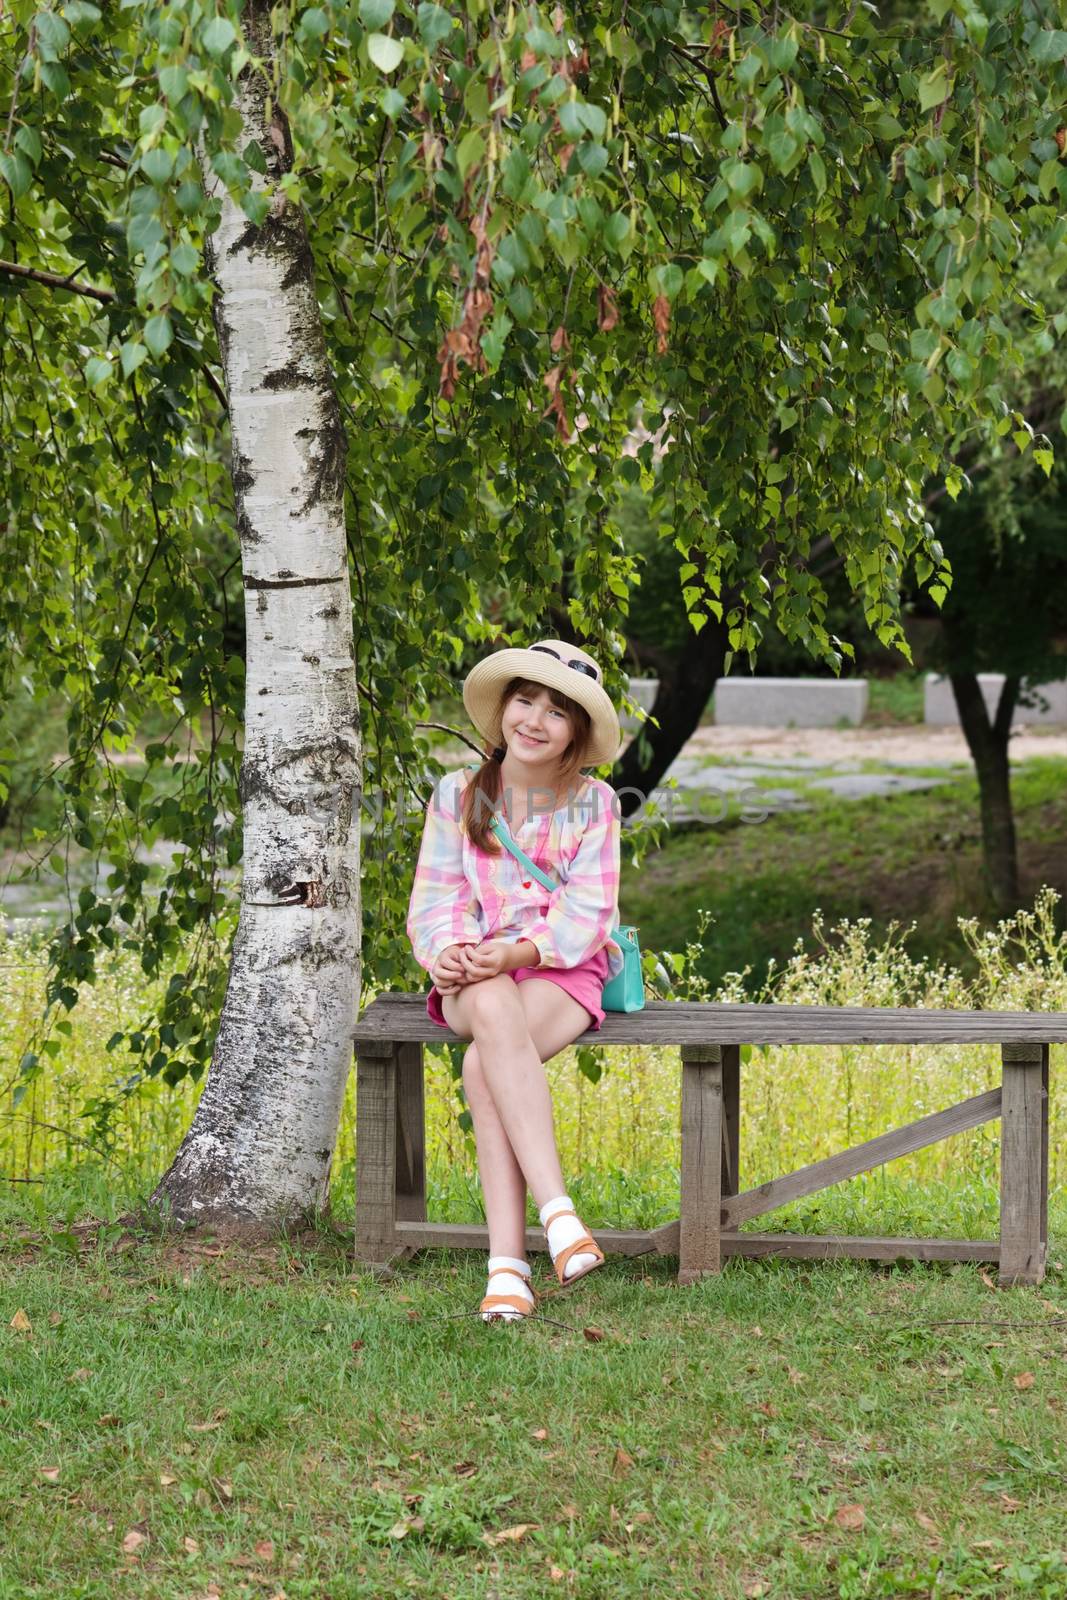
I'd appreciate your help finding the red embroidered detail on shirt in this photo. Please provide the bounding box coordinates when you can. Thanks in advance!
[522,880,531,888]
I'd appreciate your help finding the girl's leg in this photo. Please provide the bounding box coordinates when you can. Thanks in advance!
[443,975,601,1289]
[440,975,590,1207]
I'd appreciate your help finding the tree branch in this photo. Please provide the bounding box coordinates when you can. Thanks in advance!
[0,256,115,304]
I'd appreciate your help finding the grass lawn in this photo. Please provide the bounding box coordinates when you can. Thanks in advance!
[5,1209,1067,1600]
[621,759,1067,992]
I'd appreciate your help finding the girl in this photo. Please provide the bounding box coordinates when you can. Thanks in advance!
[407,639,624,1322]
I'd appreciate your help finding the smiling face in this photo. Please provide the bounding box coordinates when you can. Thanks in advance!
[500,681,576,769]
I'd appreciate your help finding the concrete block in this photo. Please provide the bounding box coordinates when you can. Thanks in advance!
[713,677,868,727]
[924,675,1067,727]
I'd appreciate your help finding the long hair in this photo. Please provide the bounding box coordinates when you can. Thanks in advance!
[462,677,593,852]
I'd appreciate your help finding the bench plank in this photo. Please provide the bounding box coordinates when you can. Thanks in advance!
[354,992,1067,1045]
[392,1220,681,1257]
[721,1087,1002,1229]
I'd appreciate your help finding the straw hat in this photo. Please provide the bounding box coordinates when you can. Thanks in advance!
[462,639,622,766]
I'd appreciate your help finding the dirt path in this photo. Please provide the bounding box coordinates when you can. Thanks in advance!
[685,723,1067,767]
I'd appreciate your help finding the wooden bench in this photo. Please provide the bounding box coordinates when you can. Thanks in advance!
[352,996,1065,1287]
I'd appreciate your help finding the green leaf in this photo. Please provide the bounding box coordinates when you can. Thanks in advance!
[158,64,188,100]
[84,355,113,388]
[359,0,394,24]
[140,146,174,185]
[1031,30,1067,64]
[986,154,1016,188]
[120,339,148,377]
[917,65,950,112]
[143,313,173,357]
[170,241,199,275]
[298,7,329,39]
[604,210,631,253]
[455,128,485,178]
[175,179,203,214]
[34,9,72,58]
[367,31,404,72]
[655,262,684,299]
[200,16,238,57]
[577,141,608,178]
[0,151,32,199]
[14,125,43,165]
[416,3,453,47]
[1038,158,1061,200]
[578,102,608,140]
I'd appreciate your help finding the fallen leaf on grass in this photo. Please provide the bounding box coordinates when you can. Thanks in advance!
[559,1503,579,1520]
[255,1539,275,1561]
[916,1512,939,1537]
[1014,1371,1035,1391]
[612,1448,635,1477]
[484,1524,539,1546]
[755,1401,777,1419]
[183,1536,200,1554]
[632,1510,653,1524]
[582,1326,605,1343]
[834,1504,866,1532]
[786,1366,803,1385]
[159,1473,177,1487]
[999,1493,1022,1513]
[190,1421,222,1433]
[452,1461,477,1478]
[97,1414,122,1428]
[213,1478,233,1502]
[980,1269,998,1291]
[48,1310,62,1327]
[388,1517,425,1539]
[350,1340,365,1352]
[550,1567,566,1583]
[69,1369,92,1383]
[744,1584,768,1598]
[38,1466,60,1483]
[9,1308,31,1334]
[122,1528,147,1555]
[531,1427,549,1441]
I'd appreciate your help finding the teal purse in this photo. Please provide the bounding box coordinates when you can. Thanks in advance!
[489,816,645,1014]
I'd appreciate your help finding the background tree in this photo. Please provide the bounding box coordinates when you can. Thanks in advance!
[4,0,1067,1224]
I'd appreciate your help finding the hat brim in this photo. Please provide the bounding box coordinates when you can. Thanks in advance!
[462,648,622,766]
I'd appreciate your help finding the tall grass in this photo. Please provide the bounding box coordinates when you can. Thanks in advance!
[3,892,1066,1234]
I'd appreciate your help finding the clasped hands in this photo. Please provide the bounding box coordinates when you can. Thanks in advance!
[430,938,538,995]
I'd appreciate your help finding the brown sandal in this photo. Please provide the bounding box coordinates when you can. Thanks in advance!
[543,1204,605,1289]
[480,1267,536,1322]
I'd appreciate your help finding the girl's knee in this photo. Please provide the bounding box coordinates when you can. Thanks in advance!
[466,976,525,1033]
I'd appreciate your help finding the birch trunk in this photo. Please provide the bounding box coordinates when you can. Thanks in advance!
[152,4,360,1227]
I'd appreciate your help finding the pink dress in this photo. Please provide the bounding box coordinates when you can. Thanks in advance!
[407,768,623,1032]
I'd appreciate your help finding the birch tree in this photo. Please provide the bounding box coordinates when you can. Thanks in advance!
[151,3,360,1223]
[4,0,1067,1225]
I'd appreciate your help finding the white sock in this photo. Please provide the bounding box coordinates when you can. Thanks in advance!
[482,1255,534,1322]
[539,1194,598,1281]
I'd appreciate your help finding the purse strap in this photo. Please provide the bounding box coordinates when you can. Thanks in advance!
[463,761,561,894]
[489,817,559,895]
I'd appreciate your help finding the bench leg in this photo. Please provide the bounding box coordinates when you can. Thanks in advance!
[355,1043,398,1265]
[722,1043,741,1198]
[395,1042,426,1223]
[679,1045,723,1283]
[999,1043,1049,1287]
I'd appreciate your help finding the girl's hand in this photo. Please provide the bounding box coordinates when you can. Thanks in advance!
[459,941,513,981]
[431,943,474,994]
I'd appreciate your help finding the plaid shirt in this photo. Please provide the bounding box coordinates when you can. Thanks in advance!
[407,767,623,978]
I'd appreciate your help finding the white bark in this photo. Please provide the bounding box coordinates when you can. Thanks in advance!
[153,3,360,1226]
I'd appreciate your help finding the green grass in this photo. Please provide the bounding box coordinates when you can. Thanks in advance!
[866,674,926,726]
[621,759,1067,991]
[5,1212,1067,1600]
